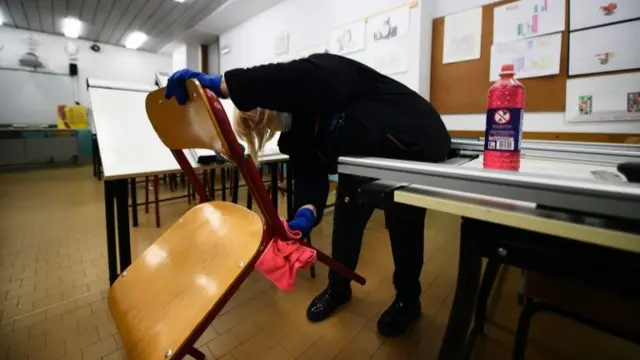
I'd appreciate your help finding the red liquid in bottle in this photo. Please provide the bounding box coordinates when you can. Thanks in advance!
[483,64,525,171]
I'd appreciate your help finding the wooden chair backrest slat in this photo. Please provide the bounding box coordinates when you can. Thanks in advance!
[108,202,264,360]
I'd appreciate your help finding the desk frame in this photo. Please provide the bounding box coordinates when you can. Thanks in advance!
[394,188,640,360]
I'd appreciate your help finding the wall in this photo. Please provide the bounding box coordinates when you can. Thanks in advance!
[172,45,188,71]
[0,27,171,122]
[433,0,638,134]
[218,0,432,95]
[171,44,202,72]
[207,40,221,73]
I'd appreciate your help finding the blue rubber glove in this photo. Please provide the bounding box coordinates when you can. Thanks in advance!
[164,69,225,105]
[288,208,316,238]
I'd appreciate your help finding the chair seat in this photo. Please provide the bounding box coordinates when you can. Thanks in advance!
[108,201,264,360]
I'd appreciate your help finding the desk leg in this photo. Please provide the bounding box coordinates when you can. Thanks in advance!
[210,169,216,200]
[104,181,118,286]
[221,168,227,201]
[115,179,132,273]
[92,136,98,178]
[438,217,482,360]
[232,168,239,204]
[286,160,294,220]
[270,163,278,211]
[96,139,102,181]
[130,178,138,227]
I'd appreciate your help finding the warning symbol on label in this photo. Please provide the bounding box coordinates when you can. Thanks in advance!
[494,109,511,124]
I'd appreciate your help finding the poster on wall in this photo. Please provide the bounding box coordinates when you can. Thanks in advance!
[570,0,640,31]
[566,72,640,123]
[365,5,411,75]
[329,20,366,55]
[443,7,483,64]
[493,0,566,44]
[568,20,640,76]
[489,32,562,81]
[297,43,330,59]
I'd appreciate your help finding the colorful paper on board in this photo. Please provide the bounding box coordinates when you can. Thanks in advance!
[579,95,593,115]
[628,92,640,113]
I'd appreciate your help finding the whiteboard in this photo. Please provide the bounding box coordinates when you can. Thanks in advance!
[89,82,195,180]
[569,20,640,76]
[0,69,75,125]
[565,72,640,123]
[570,0,640,30]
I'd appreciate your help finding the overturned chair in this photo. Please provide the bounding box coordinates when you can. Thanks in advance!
[107,79,366,360]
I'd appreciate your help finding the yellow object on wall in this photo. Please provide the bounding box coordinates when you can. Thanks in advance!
[57,104,89,129]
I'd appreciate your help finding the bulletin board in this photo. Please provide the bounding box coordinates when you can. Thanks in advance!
[430,0,569,114]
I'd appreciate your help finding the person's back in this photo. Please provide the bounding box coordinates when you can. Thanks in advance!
[284,53,451,165]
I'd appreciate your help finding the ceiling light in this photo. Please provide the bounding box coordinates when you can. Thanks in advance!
[174,0,186,3]
[124,31,148,49]
[63,17,82,38]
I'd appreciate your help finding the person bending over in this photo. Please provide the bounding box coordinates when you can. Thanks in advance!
[165,53,451,337]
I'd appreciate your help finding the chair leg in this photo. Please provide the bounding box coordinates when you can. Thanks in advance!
[187,347,206,360]
[144,176,149,214]
[512,299,539,360]
[154,175,160,228]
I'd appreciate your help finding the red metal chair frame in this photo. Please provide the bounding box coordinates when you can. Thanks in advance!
[166,87,365,283]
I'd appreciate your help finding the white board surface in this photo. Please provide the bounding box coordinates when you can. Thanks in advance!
[89,84,192,179]
[156,72,170,87]
[443,7,483,64]
[0,69,74,125]
[568,20,640,76]
[493,0,565,44]
[570,0,640,31]
[490,33,562,81]
[565,72,640,123]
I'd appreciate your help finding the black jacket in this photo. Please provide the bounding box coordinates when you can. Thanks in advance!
[224,53,450,223]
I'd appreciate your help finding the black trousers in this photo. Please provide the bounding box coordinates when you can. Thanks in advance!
[328,174,426,300]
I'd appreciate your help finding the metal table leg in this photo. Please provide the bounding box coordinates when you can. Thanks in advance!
[438,217,483,360]
[115,179,132,273]
[130,177,139,227]
[104,180,118,285]
[270,162,278,211]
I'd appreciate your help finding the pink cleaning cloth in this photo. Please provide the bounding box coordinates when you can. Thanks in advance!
[255,220,317,291]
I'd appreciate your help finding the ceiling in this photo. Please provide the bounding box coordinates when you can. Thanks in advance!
[194,0,284,36]
[0,0,229,52]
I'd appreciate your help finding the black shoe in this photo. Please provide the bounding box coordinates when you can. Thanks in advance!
[306,287,352,323]
[377,297,421,337]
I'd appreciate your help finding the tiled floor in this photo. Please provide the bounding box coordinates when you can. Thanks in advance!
[1,166,639,360]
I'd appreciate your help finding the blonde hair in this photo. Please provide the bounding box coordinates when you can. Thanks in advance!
[233,108,278,163]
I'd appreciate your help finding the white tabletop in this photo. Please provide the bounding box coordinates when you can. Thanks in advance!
[462,156,622,181]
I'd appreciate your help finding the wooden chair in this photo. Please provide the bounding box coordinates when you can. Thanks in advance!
[108,80,366,360]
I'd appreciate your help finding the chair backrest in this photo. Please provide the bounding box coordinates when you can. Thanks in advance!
[145,79,286,238]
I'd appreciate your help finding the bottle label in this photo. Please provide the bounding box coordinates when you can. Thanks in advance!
[484,108,523,152]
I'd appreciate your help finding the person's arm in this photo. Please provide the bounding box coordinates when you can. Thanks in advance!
[222,54,361,115]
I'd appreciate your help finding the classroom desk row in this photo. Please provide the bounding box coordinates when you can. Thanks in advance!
[339,153,640,360]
